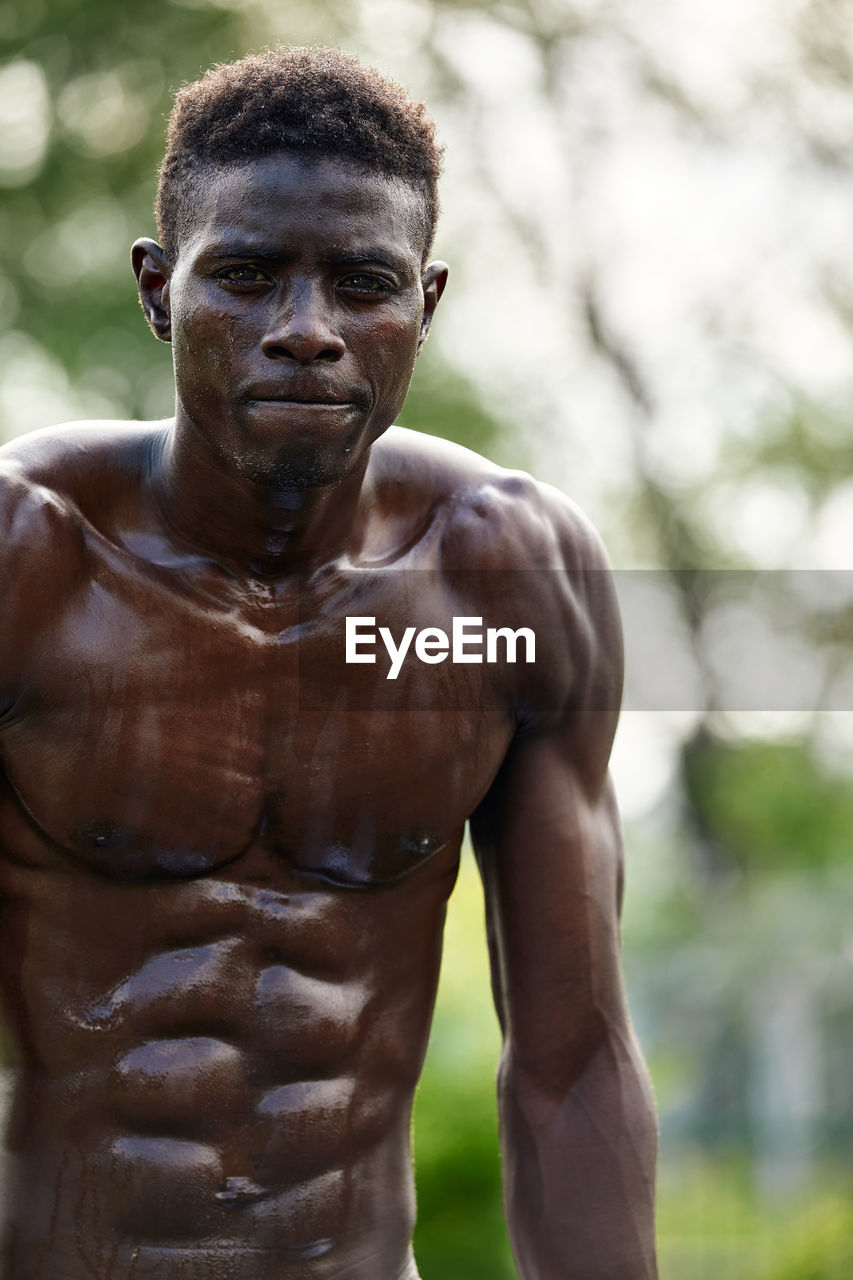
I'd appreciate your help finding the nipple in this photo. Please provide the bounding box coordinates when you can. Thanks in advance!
[80,820,124,851]
[215,1176,268,1205]
[402,831,441,859]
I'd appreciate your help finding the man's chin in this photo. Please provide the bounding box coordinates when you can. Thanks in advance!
[235,449,355,490]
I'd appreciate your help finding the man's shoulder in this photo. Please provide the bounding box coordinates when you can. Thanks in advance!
[0,419,161,560]
[377,426,611,575]
[379,429,621,731]
[0,418,159,482]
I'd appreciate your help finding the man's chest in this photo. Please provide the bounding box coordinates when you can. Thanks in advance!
[0,561,514,885]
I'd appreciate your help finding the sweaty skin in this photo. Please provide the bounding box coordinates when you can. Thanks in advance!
[0,154,658,1279]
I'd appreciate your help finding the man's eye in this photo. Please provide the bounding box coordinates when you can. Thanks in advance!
[218,266,268,284]
[340,275,392,296]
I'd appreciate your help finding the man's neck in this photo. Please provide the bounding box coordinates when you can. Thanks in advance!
[150,420,372,579]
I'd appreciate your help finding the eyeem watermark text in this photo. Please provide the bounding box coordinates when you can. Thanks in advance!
[346,617,536,680]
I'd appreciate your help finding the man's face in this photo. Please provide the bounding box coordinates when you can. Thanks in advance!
[144,153,445,487]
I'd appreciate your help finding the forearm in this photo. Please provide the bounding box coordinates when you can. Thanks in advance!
[499,1031,658,1280]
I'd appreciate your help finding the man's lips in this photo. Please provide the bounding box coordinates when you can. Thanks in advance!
[239,383,364,407]
[245,396,353,406]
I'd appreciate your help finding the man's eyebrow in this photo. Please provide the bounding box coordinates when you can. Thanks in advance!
[204,244,286,262]
[325,250,411,273]
[202,244,412,273]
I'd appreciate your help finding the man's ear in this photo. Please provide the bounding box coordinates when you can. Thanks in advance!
[132,238,172,343]
[418,261,449,354]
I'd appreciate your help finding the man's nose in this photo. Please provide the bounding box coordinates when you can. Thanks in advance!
[260,281,346,363]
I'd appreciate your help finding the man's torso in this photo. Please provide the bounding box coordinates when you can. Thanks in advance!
[0,422,567,1279]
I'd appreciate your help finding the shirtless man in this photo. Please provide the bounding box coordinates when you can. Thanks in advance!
[0,47,658,1280]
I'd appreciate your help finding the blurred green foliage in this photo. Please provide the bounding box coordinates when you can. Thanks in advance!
[657,1158,853,1280]
[683,737,853,872]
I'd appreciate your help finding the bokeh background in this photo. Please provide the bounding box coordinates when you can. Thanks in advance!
[3,1,853,1275]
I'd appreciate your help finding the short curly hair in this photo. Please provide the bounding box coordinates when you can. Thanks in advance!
[156,46,443,263]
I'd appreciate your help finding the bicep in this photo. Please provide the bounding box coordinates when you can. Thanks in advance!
[471,730,628,1094]
[470,509,629,1090]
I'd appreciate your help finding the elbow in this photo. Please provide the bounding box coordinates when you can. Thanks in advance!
[499,1025,605,1122]
[499,1016,653,1131]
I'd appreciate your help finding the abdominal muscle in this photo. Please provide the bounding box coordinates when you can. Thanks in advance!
[0,841,454,1280]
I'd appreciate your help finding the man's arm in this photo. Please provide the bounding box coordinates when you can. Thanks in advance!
[469,499,658,1280]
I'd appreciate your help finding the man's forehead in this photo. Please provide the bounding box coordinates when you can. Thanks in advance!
[183,152,426,261]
